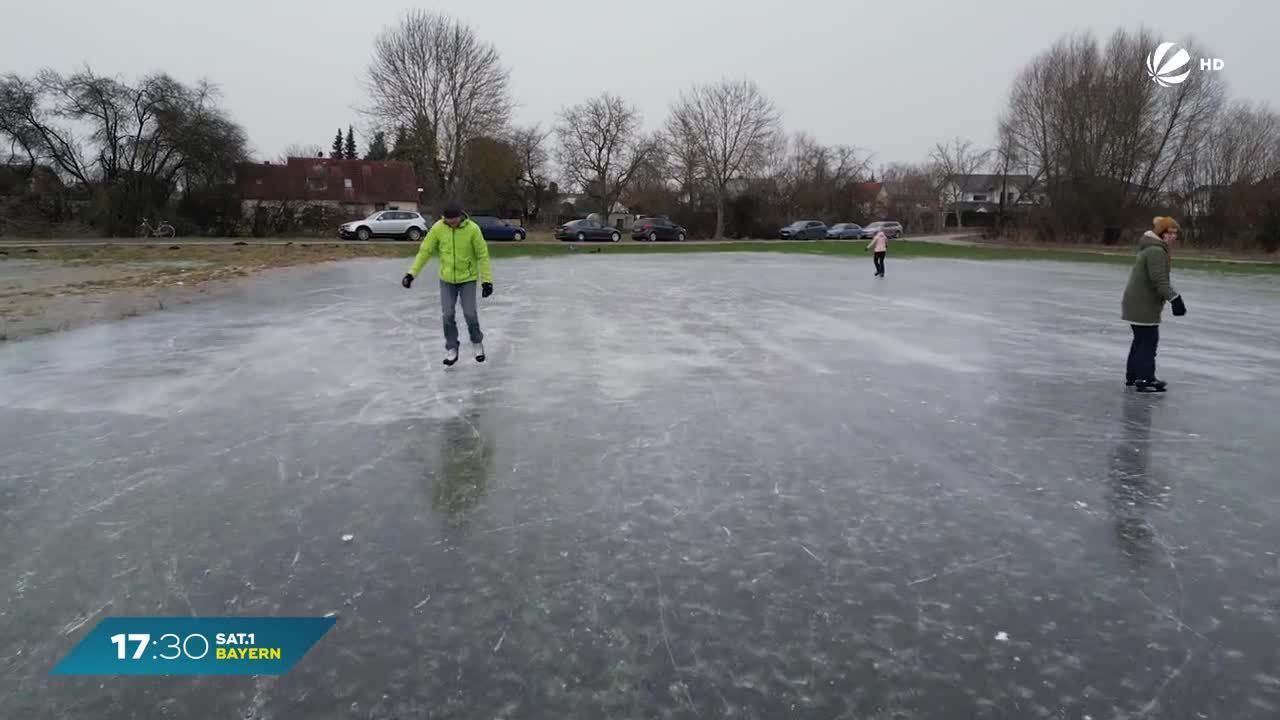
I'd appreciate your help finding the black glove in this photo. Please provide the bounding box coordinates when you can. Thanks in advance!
[1171,296,1186,316]
[481,282,494,298]
[401,273,414,289]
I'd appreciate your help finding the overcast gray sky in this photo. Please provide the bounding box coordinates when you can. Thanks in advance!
[3,0,1275,168]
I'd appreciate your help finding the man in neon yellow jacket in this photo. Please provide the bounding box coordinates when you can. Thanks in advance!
[401,204,493,366]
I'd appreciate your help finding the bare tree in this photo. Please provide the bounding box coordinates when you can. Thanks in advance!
[0,68,247,233]
[1113,32,1224,208]
[663,116,708,212]
[930,137,991,228]
[1191,100,1280,189]
[666,79,780,238]
[881,162,941,233]
[0,75,46,176]
[990,122,1027,222]
[1180,100,1280,247]
[768,133,871,220]
[625,144,678,219]
[0,72,92,186]
[278,143,323,164]
[555,93,655,217]
[364,10,510,201]
[510,124,552,223]
[1002,29,1225,238]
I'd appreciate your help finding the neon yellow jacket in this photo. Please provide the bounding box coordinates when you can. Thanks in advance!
[408,218,493,284]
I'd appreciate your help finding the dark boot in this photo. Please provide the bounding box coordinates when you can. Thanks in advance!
[1134,379,1167,393]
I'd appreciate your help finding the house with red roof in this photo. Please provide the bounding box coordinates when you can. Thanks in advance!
[235,157,420,220]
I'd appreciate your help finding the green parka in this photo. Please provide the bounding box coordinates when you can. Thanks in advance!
[1121,231,1180,325]
[408,218,493,284]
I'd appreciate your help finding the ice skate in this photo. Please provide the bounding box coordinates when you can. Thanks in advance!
[1134,378,1166,393]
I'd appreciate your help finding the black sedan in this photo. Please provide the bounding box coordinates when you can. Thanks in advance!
[556,218,622,242]
[631,216,687,241]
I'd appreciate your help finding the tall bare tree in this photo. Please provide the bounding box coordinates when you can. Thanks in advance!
[510,124,552,222]
[555,93,655,217]
[364,10,510,201]
[1002,29,1224,238]
[991,122,1028,221]
[930,137,991,228]
[663,118,707,211]
[665,79,780,238]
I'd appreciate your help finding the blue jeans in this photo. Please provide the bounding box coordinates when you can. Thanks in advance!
[440,280,483,350]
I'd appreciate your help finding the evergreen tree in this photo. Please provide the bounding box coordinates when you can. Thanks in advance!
[390,126,409,159]
[344,126,357,160]
[331,129,343,160]
[365,130,390,161]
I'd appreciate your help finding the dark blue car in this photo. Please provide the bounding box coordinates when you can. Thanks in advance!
[471,215,527,241]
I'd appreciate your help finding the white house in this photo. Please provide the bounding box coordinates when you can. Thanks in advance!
[940,174,1039,210]
[559,194,635,228]
[1187,185,1225,217]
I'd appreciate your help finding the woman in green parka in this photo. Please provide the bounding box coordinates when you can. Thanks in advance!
[1121,216,1187,392]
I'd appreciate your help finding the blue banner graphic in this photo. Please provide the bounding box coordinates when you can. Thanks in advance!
[50,616,336,676]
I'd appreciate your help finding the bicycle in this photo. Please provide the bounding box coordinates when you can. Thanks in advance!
[137,217,176,238]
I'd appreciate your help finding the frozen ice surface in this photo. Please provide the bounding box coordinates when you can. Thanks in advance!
[2,254,1279,719]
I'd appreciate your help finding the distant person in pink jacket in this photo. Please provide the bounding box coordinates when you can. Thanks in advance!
[865,229,888,277]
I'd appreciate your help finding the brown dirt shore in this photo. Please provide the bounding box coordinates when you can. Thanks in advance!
[0,242,409,342]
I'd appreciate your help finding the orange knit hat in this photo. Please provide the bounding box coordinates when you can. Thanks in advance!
[1153,216,1180,237]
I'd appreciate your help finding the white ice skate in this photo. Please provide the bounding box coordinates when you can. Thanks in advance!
[473,343,486,363]
[443,347,459,366]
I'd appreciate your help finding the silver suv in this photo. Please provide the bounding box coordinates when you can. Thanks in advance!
[340,210,429,241]
[858,221,903,239]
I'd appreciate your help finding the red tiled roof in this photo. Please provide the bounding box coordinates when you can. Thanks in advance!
[236,158,418,204]
[852,182,884,203]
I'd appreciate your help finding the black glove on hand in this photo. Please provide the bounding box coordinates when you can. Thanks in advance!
[401,274,414,289]
[1171,296,1187,316]
[481,282,494,298]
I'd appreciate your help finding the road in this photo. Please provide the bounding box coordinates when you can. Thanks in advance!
[0,232,982,248]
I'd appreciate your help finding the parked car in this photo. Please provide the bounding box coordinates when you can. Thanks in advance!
[780,220,828,240]
[631,216,687,242]
[555,218,622,242]
[471,215,526,241]
[857,221,904,239]
[825,222,863,239]
[339,210,428,241]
